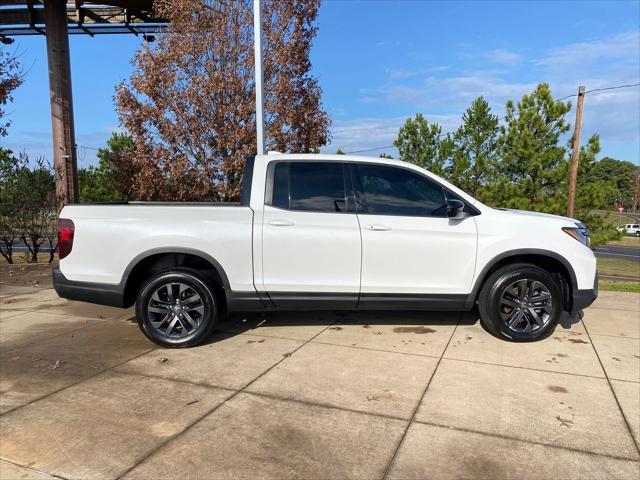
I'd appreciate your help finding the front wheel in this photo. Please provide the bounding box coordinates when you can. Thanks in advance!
[136,268,218,348]
[478,264,562,342]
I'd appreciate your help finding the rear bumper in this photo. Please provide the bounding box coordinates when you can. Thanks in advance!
[571,273,598,316]
[52,267,126,308]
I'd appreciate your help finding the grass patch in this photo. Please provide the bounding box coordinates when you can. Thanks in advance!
[0,252,55,265]
[605,235,640,247]
[599,280,640,293]
[597,256,640,278]
[592,209,638,226]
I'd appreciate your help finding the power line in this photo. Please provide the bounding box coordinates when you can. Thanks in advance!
[496,92,578,122]
[346,145,395,154]
[344,82,640,155]
[585,83,640,94]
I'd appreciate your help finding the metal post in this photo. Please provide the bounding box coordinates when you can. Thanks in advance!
[566,85,585,219]
[44,0,78,211]
[253,0,265,155]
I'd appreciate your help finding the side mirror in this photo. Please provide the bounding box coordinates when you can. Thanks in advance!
[447,199,467,219]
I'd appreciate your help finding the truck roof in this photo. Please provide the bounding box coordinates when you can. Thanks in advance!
[255,153,406,165]
[253,153,481,208]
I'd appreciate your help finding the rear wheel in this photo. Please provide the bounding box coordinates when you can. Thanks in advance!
[136,268,218,348]
[478,264,561,342]
[635,231,639,237]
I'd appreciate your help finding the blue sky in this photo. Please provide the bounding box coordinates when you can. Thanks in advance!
[3,0,640,166]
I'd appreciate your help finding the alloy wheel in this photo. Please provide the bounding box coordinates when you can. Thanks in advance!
[499,279,553,333]
[146,282,205,338]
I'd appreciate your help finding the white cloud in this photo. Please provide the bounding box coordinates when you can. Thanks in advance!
[388,68,420,80]
[536,31,639,68]
[5,128,112,166]
[534,31,640,145]
[387,65,449,80]
[379,74,537,113]
[324,114,461,154]
[322,117,403,154]
[358,96,382,104]
[358,30,639,149]
[487,48,523,65]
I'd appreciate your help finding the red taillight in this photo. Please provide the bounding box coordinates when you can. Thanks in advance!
[57,218,75,260]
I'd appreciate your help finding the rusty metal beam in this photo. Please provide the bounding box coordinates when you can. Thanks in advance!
[0,6,163,26]
[44,0,78,210]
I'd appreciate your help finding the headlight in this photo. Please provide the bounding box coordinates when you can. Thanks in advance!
[562,223,590,247]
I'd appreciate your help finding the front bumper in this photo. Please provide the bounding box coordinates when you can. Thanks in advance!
[570,273,598,316]
[52,267,126,308]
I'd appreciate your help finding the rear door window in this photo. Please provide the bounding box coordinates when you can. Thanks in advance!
[268,162,348,213]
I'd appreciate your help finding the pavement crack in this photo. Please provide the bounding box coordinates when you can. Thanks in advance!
[381,311,462,480]
[581,318,640,457]
[115,313,347,480]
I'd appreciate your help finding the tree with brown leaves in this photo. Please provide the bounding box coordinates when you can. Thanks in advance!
[115,0,330,201]
[0,46,23,138]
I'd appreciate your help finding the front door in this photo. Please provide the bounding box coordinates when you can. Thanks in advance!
[261,161,361,308]
[354,163,477,306]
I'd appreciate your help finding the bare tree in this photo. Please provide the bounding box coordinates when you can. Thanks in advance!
[0,46,23,138]
[0,152,56,263]
[115,0,330,201]
[18,206,53,263]
[0,204,17,263]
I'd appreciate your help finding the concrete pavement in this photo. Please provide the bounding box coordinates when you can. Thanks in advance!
[0,267,639,479]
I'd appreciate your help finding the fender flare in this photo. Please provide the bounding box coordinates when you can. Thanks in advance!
[121,247,232,291]
[465,248,578,308]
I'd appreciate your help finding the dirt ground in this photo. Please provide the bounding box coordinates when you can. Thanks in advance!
[0,264,639,480]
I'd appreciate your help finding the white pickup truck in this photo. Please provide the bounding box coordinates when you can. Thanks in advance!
[53,153,597,347]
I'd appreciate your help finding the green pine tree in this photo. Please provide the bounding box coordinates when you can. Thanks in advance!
[394,114,451,177]
[449,97,499,196]
[79,132,133,202]
[481,83,571,213]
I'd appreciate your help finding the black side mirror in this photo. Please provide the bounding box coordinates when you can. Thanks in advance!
[447,199,467,219]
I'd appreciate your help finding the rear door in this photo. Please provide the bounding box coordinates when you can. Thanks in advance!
[353,163,478,303]
[261,161,361,308]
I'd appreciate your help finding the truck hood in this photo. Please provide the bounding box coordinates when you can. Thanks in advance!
[496,208,579,226]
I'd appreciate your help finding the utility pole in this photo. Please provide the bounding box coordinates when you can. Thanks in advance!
[634,168,639,213]
[253,0,265,156]
[44,0,79,211]
[566,85,585,218]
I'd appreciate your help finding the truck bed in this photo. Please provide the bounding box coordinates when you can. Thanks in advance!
[58,203,255,292]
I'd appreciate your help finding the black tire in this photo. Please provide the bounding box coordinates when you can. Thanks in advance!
[635,231,639,237]
[135,268,218,348]
[477,263,562,342]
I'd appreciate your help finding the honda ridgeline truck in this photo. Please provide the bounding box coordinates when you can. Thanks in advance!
[53,154,598,347]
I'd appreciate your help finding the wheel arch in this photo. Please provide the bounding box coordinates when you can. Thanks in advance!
[121,247,231,308]
[467,249,577,311]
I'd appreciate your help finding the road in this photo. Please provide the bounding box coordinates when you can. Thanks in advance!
[593,242,640,281]
[594,244,640,262]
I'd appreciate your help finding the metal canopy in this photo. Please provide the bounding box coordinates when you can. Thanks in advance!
[0,1,165,37]
[0,1,168,210]
[0,2,266,210]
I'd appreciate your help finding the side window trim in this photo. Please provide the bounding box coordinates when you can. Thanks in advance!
[265,160,355,214]
[351,161,480,217]
[264,160,291,209]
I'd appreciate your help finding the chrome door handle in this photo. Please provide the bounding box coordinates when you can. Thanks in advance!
[269,219,295,227]
[366,224,391,231]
